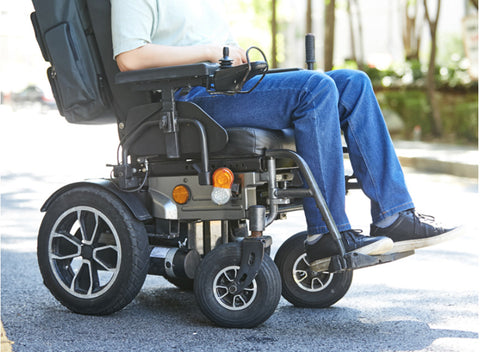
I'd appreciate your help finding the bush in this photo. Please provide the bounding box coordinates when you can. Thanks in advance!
[376,89,478,144]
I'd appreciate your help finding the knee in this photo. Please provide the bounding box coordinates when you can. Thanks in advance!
[302,71,339,101]
[350,70,372,89]
[329,69,372,91]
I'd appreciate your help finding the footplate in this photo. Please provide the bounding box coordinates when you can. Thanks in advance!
[326,250,415,273]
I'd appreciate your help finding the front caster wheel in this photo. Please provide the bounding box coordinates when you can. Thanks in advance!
[37,186,150,315]
[275,232,353,308]
[194,243,281,328]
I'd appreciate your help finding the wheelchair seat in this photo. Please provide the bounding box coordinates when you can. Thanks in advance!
[220,127,295,157]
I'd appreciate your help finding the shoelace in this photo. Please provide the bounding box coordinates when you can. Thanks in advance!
[342,229,363,241]
[404,209,442,234]
[405,209,437,224]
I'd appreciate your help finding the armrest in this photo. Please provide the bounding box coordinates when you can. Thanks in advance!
[115,63,219,90]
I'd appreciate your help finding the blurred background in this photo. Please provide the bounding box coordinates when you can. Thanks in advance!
[0,0,478,144]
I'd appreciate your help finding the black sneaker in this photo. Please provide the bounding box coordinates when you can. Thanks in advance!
[370,209,463,253]
[305,230,393,272]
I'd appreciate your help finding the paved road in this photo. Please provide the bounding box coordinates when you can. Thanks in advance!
[1,107,478,351]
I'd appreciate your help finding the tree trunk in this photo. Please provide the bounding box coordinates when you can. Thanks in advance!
[347,0,357,64]
[402,0,423,61]
[423,0,442,137]
[324,0,336,71]
[271,0,278,68]
[306,0,313,34]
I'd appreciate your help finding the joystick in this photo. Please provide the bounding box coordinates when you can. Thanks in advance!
[219,47,233,69]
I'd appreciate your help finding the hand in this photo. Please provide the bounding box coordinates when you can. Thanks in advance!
[208,45,247,66]
[225,46,247,66]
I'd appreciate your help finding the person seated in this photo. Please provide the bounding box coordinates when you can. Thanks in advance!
[111,0,461,269]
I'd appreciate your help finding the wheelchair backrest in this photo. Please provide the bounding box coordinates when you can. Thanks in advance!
[32,0,229,159]
[31,0,148,125]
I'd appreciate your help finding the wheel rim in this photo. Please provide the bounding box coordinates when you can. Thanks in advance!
[293,254,333,292]
[213,266,257,311]
[48,206,122,299]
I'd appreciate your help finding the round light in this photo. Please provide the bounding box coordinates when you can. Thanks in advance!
[211,187,232,205]
[172,185,190,204]
[212,168,234,189]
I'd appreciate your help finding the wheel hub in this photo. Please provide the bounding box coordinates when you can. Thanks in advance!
[81,245,94,260]
[213,265,257,311]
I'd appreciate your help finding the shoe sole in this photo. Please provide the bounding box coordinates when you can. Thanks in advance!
[309,237,394,272]
[386,226,465,253]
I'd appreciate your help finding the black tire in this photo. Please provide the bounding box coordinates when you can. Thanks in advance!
[194,243,281,328]
[37,185,150,315]
[274,232,353,308]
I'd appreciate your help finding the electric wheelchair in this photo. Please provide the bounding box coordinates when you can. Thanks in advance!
[32,0,412,328]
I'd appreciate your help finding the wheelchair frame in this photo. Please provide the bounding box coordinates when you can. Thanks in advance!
[34,0,413,328]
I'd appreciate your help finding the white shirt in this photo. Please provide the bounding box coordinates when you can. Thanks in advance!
[111,0,236,58]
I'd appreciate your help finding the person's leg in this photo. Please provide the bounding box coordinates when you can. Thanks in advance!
[326,69,414,223]
[180,70,350,235]
[327,69,462,252]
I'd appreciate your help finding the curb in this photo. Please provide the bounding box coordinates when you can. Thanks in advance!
[398,156,478,179]
[394,141,479,179]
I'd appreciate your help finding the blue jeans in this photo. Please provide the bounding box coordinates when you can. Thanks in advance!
[177,69,414,235]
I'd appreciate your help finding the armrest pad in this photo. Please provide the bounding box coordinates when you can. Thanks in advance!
[115,63,219,86]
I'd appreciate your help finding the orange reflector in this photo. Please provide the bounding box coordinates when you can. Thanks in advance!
[172,185,190,204]
[212,168,234,189]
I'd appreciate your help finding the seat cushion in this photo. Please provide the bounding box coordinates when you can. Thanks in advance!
[218,127,296,156]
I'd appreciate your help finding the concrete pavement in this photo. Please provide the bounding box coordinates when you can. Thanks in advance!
[394,140,478,179]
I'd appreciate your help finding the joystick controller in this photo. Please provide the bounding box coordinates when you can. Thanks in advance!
[219,47,233,69]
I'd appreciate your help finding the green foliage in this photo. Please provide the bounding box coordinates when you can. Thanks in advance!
[359,48,478,144]
[352,57,477,93]
[377,89,478,144]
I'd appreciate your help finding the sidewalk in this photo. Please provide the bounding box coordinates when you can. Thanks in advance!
[394,140,479,179]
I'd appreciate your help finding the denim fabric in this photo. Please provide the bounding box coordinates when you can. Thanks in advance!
[176,69,414,235]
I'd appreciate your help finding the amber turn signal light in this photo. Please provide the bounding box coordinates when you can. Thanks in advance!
[212,168,234,189]
[172,185,190,204]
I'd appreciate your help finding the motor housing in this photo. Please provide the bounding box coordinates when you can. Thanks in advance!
[148,247,201,279]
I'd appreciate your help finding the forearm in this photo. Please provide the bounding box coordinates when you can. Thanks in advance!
[116,43,246,71]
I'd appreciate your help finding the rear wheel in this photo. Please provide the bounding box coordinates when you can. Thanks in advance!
[275,232,353,308]
[37,186,150,315]
[194,243,281,328]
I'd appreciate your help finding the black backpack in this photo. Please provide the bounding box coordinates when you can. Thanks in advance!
[31,0,115,124]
